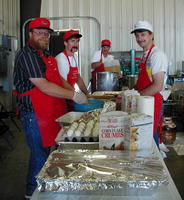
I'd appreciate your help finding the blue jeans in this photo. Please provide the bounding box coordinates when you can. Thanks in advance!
[20,112,50,196]
[153,132,159,147]
[154,105,164,148]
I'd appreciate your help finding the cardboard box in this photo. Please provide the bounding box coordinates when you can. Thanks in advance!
[104,66,121,73]
[99,111,131,150]
[126,113,153,151]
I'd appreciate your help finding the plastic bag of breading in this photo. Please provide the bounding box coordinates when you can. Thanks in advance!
[101,101,116,113]
[121,90,140,113]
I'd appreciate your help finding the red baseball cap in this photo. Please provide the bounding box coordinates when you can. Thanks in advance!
[29,17,53,32]
[63,30,82,41]
[101,39,111,46]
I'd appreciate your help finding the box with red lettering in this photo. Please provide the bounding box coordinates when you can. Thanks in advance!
[99,111,131,150]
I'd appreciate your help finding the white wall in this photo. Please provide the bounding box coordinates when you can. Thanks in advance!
[0,0,20,38]
[41,0,184,84]
[0,0,20,110]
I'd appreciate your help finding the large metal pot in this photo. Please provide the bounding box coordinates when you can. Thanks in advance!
[96,72,119,91]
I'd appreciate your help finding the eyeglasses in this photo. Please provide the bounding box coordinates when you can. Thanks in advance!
[32,31,50,38]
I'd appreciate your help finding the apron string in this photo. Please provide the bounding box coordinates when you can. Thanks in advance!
[64,49,77,68]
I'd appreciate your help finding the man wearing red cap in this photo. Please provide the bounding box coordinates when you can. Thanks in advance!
[13,18,87,199]
[91,39,114,92]
[55,30,88,107]
[131,20,168,147]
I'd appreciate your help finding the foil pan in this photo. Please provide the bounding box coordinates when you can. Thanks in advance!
[36,149,168,192]
[57,142,99,150]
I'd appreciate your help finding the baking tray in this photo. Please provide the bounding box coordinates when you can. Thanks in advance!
[92,91,122,96]
[58,142,99,150]
[55,112,84,126]
[36,149,168,193]
[90,91,122,101]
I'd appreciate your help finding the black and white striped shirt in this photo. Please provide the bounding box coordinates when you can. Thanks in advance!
[13,44,50,112]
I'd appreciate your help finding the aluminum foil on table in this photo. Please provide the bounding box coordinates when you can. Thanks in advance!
[36,149,168,192]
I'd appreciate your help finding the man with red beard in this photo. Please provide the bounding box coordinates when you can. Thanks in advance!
[131,20,168,147]
[91,39,114,92]
[13,18,87,199]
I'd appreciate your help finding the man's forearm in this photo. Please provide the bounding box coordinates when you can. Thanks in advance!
[60,76,74,91]
[42,82,74,99]
[30,78,74,99]
[77,76,88,95]
[140,83,163,96]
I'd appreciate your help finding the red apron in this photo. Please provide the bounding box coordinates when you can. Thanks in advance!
[92,52,105,92]
[63,50,78,87]
[63,50,79,111]
[135,45,163,138]
[17,52,67,147]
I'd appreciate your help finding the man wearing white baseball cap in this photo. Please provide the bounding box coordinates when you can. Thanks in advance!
[131,20,168,147]
[131,20,153,33]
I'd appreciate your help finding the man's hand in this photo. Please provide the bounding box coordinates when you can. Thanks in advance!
[91,62,102,69]
[72,91,88,104]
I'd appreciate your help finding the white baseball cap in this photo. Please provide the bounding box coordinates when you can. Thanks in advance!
[131,20,153,34]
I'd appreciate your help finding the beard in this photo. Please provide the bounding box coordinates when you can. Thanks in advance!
[31,38,49,50]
